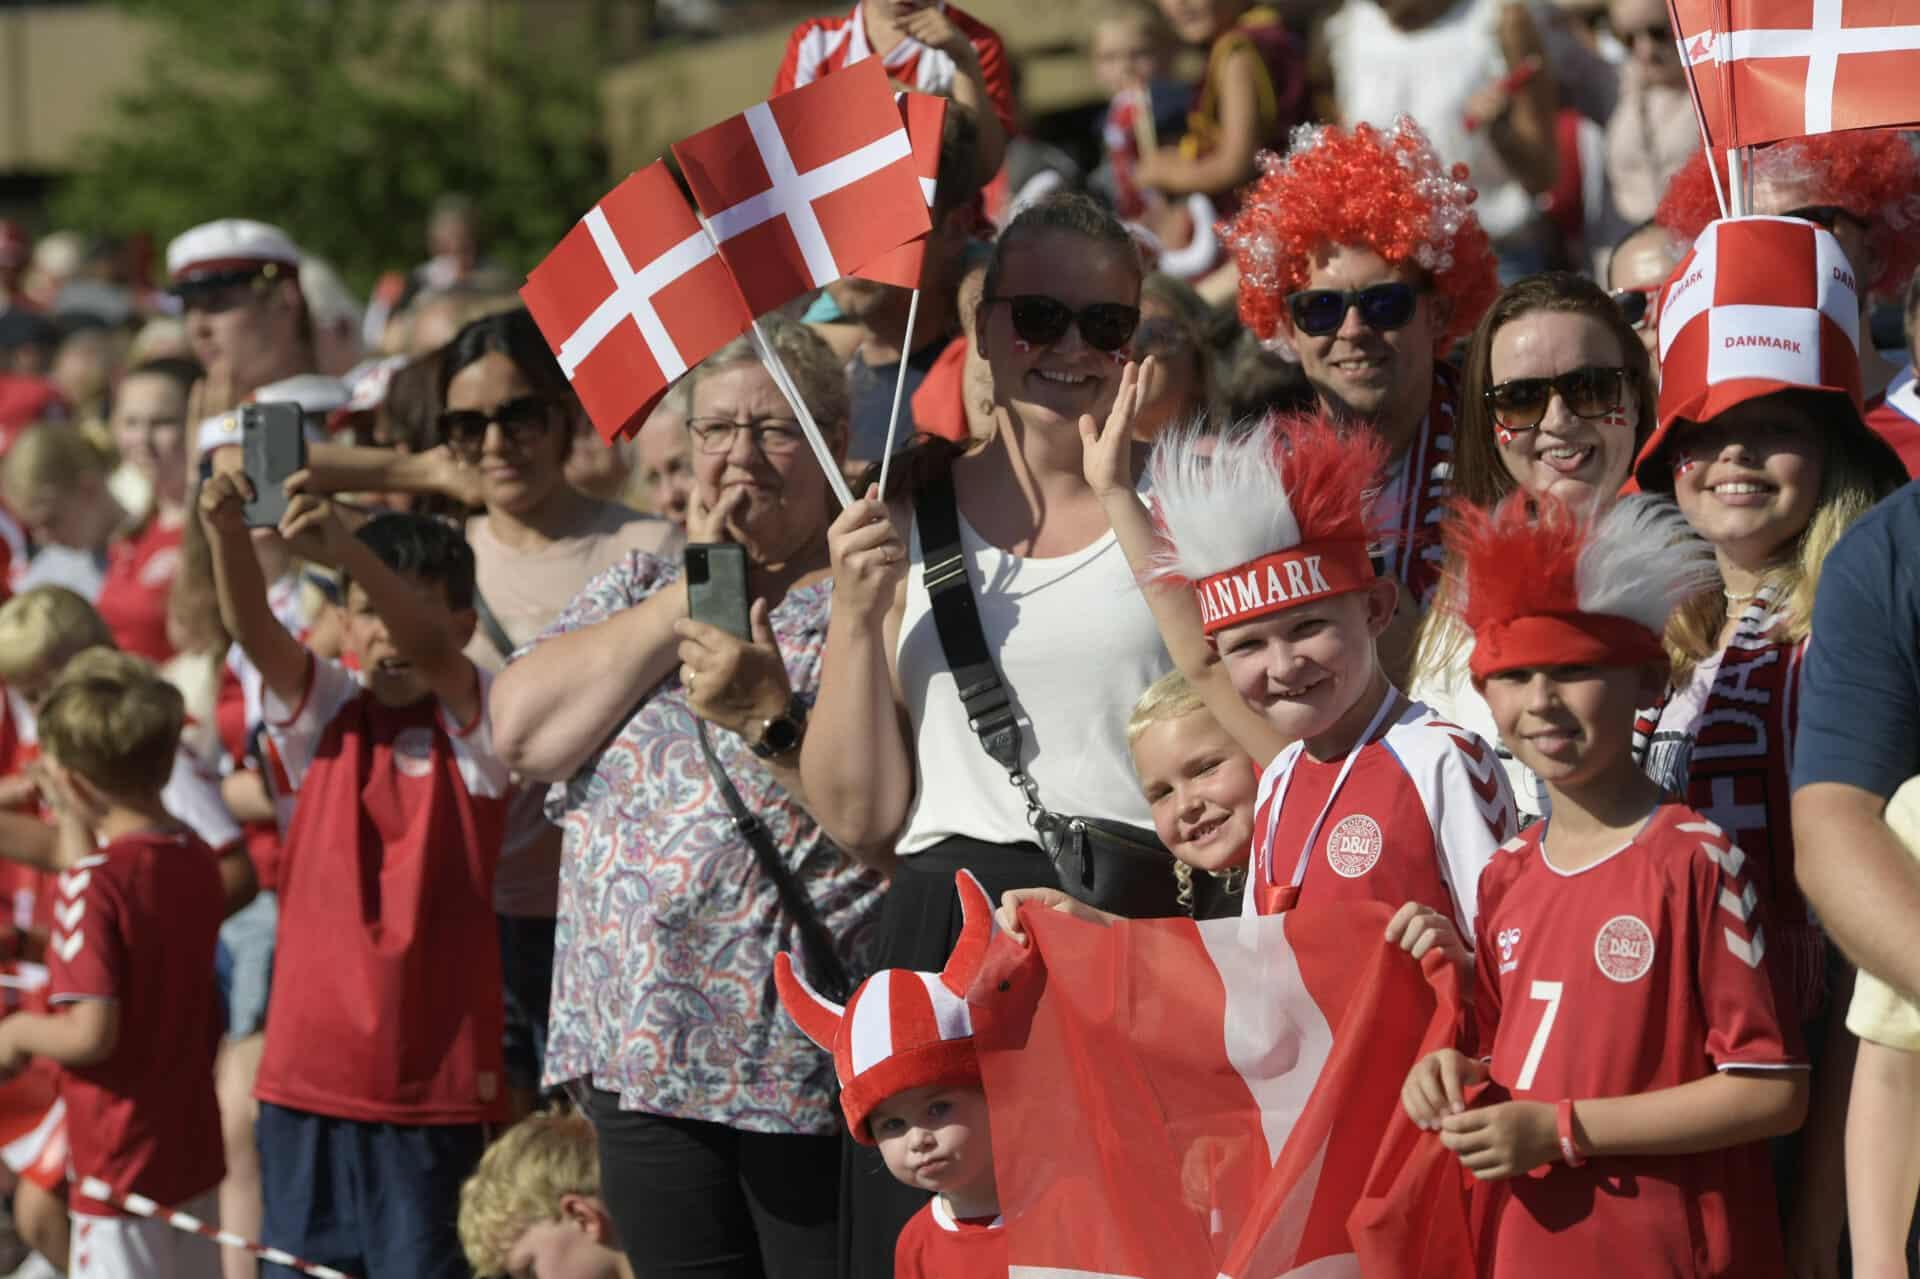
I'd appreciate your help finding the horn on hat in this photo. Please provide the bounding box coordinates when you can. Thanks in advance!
[773,952,845,1054]
[939,870,996,997]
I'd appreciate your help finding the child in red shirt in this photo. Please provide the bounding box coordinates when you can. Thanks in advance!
[0,647,225,1279]
[1403,492,1808,1277]
[202,470,509,1279]
[776,871,1004,1278]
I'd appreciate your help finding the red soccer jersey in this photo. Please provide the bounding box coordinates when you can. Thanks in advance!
[1469,803,1801,1278]
[894,1199,1007,1279]
[253,656,511,1125]
[96,517,184,664]
[46,830,225,1216]
[1865,373,1920,478]
[771,2,1016,139]
[1247,694,1516,936]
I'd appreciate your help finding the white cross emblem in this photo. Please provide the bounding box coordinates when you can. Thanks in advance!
[555,209,719,385]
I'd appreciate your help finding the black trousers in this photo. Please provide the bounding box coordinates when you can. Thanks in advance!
[839,837,1058,1279]
[585,1088,840,1279]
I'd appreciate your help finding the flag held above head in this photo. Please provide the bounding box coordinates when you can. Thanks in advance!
[520,162,754,443]
[773,870,996,1144]
[1668,0,1920,150]
[673,58,933,318]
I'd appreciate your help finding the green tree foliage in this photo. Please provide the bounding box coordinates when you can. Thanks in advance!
[51,0,613,291]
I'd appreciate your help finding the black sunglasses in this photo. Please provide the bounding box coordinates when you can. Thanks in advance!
[986,294,1140,353]
[1285,282,1421,337]
[1611,285,1660,331]
[1783,204,1868,233]
[170,268,271,314]
[438,395,557,455]
[1485,366,1629,431]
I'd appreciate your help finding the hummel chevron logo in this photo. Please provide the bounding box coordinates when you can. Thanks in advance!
[1718,883,1759,924]
[1724,925,1766,969]
[1697,840,1747,880]
[56,870,89,898]
[51,929,81,963]
[52,899,83,932]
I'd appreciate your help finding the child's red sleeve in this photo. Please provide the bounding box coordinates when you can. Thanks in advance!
[771,21,809,96]
[955,11,1017,138]
[46,858,123,1005]
[1687,824,1803,1070]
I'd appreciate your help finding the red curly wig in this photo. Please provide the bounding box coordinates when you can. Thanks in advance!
[1655,130,1920,297]
[1223,117,1499,354]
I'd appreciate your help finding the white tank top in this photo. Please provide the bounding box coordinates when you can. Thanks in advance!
[894,504,1169,855]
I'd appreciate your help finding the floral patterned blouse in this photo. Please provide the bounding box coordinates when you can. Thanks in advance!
[534,552,885,1134]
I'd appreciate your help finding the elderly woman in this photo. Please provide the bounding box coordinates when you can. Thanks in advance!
[489,317,884,1279]
[1409,270,1657,820]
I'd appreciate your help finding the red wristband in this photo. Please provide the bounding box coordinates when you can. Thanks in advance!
[1556,1098,1585,1167]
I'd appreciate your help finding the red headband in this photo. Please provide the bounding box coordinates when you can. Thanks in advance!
[1469,613,1666,683]
[1195,542,1374,635]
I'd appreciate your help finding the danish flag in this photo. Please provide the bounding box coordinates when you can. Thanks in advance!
[673,58,932,316]
[520,162,755,444]
[1669,0,1920,148]
[851,91,949,291]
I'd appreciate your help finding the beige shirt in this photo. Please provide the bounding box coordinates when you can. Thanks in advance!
[465,501,682,916]
[1605,65,1702,224]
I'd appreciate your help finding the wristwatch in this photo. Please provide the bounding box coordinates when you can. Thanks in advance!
[749,695,809,760]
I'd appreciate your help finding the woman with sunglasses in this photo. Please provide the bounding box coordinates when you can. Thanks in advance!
[802,192,1173,1278]
[1632,217,1908,1278]
[488,316,883,1278]
[1410,270,1656,821]
[1658,130,1920,475]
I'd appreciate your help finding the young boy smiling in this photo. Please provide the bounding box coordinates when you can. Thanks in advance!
[1404,491,1807,1277]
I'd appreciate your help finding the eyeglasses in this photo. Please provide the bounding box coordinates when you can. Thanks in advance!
[1485,366,1629,431]
[438,395,558,456]
[1611,285,1661,331]
[686,416,806,456]
[171,269,270,315]
[984,295,1141,353]
[1783,204,1868,233]
[1285,282,1421,337]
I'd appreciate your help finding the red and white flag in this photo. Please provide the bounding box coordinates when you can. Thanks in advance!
[673,58,933,317]
[851,91,948,291]
[520,162,754,443]
[968,901,1477,1279]
[1670,0,1920,148]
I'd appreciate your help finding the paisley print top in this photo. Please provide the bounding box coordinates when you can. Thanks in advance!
[535,552,884,1134]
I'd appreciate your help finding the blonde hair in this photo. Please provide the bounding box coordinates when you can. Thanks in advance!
[37,647,183,797]
[458,1111,602,1277]
[0,587,114,684]
[1126,669,1208,745]
[1,424,112,514]
[1666,410,1894,680]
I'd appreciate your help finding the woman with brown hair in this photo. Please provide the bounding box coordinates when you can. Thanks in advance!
[1410,270,1658,820]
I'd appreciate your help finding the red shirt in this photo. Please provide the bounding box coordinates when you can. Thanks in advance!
[1247,695,1516,937]
[47,830,225,1216]
[772,3,1016,139]
[1469,804,1801,1277]
[894,1199,1007,1278]
[254,657,511,1125]
[1865,371,1920,478]
[96,517,183,664]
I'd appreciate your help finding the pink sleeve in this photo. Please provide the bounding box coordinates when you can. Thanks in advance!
[1688,823,1803,1069]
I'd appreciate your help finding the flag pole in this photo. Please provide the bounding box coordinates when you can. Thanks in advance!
[1666,0,1727,217]
[876,285,922,498]
[1726,147,1750,216]
[695,211,855,510]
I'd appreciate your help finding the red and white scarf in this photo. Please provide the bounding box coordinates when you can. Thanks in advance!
[1370,364,1458,608]
[1634,587,1820,1020]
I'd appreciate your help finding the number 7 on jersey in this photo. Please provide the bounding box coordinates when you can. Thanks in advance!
[1514,980,1562,1091]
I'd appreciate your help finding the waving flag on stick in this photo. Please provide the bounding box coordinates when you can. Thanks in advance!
[520,163,753,443]
[1668,0,1920,151]
[854,91,949,291]
[674,58,933,317]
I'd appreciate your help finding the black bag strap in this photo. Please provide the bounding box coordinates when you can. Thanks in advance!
[472,587,516,661]
[914,467,1043,812]
[695,719,853,1004]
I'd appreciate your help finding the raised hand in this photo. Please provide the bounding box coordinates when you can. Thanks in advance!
[1078,356,1152,500]
[826,485,907,626]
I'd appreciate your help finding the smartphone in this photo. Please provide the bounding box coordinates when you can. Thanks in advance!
[241,402,308,529]
[685,542,752,641]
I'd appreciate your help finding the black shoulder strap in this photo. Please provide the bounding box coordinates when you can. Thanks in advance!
[695,720,853,1003]
[914,466,1026,780]
[472,587,516,661]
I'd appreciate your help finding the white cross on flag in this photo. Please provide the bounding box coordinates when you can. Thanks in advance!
[851,91,949,291]
[673,58,933,317]
[1670,0,1920,148]
[520,162,755,443]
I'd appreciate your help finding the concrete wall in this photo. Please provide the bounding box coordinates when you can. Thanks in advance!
[0,6,157,174]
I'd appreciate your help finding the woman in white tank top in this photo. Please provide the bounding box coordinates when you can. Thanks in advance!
[798,194,1171,1279]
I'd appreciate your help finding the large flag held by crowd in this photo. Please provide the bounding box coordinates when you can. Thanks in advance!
[969,902,1478,1279]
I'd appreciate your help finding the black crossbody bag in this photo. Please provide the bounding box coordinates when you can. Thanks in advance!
[695,720,854,1003]
[915,469,1183,920]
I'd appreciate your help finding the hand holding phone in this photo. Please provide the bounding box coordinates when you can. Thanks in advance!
[241,402,308,529]
[685,543,752,642]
